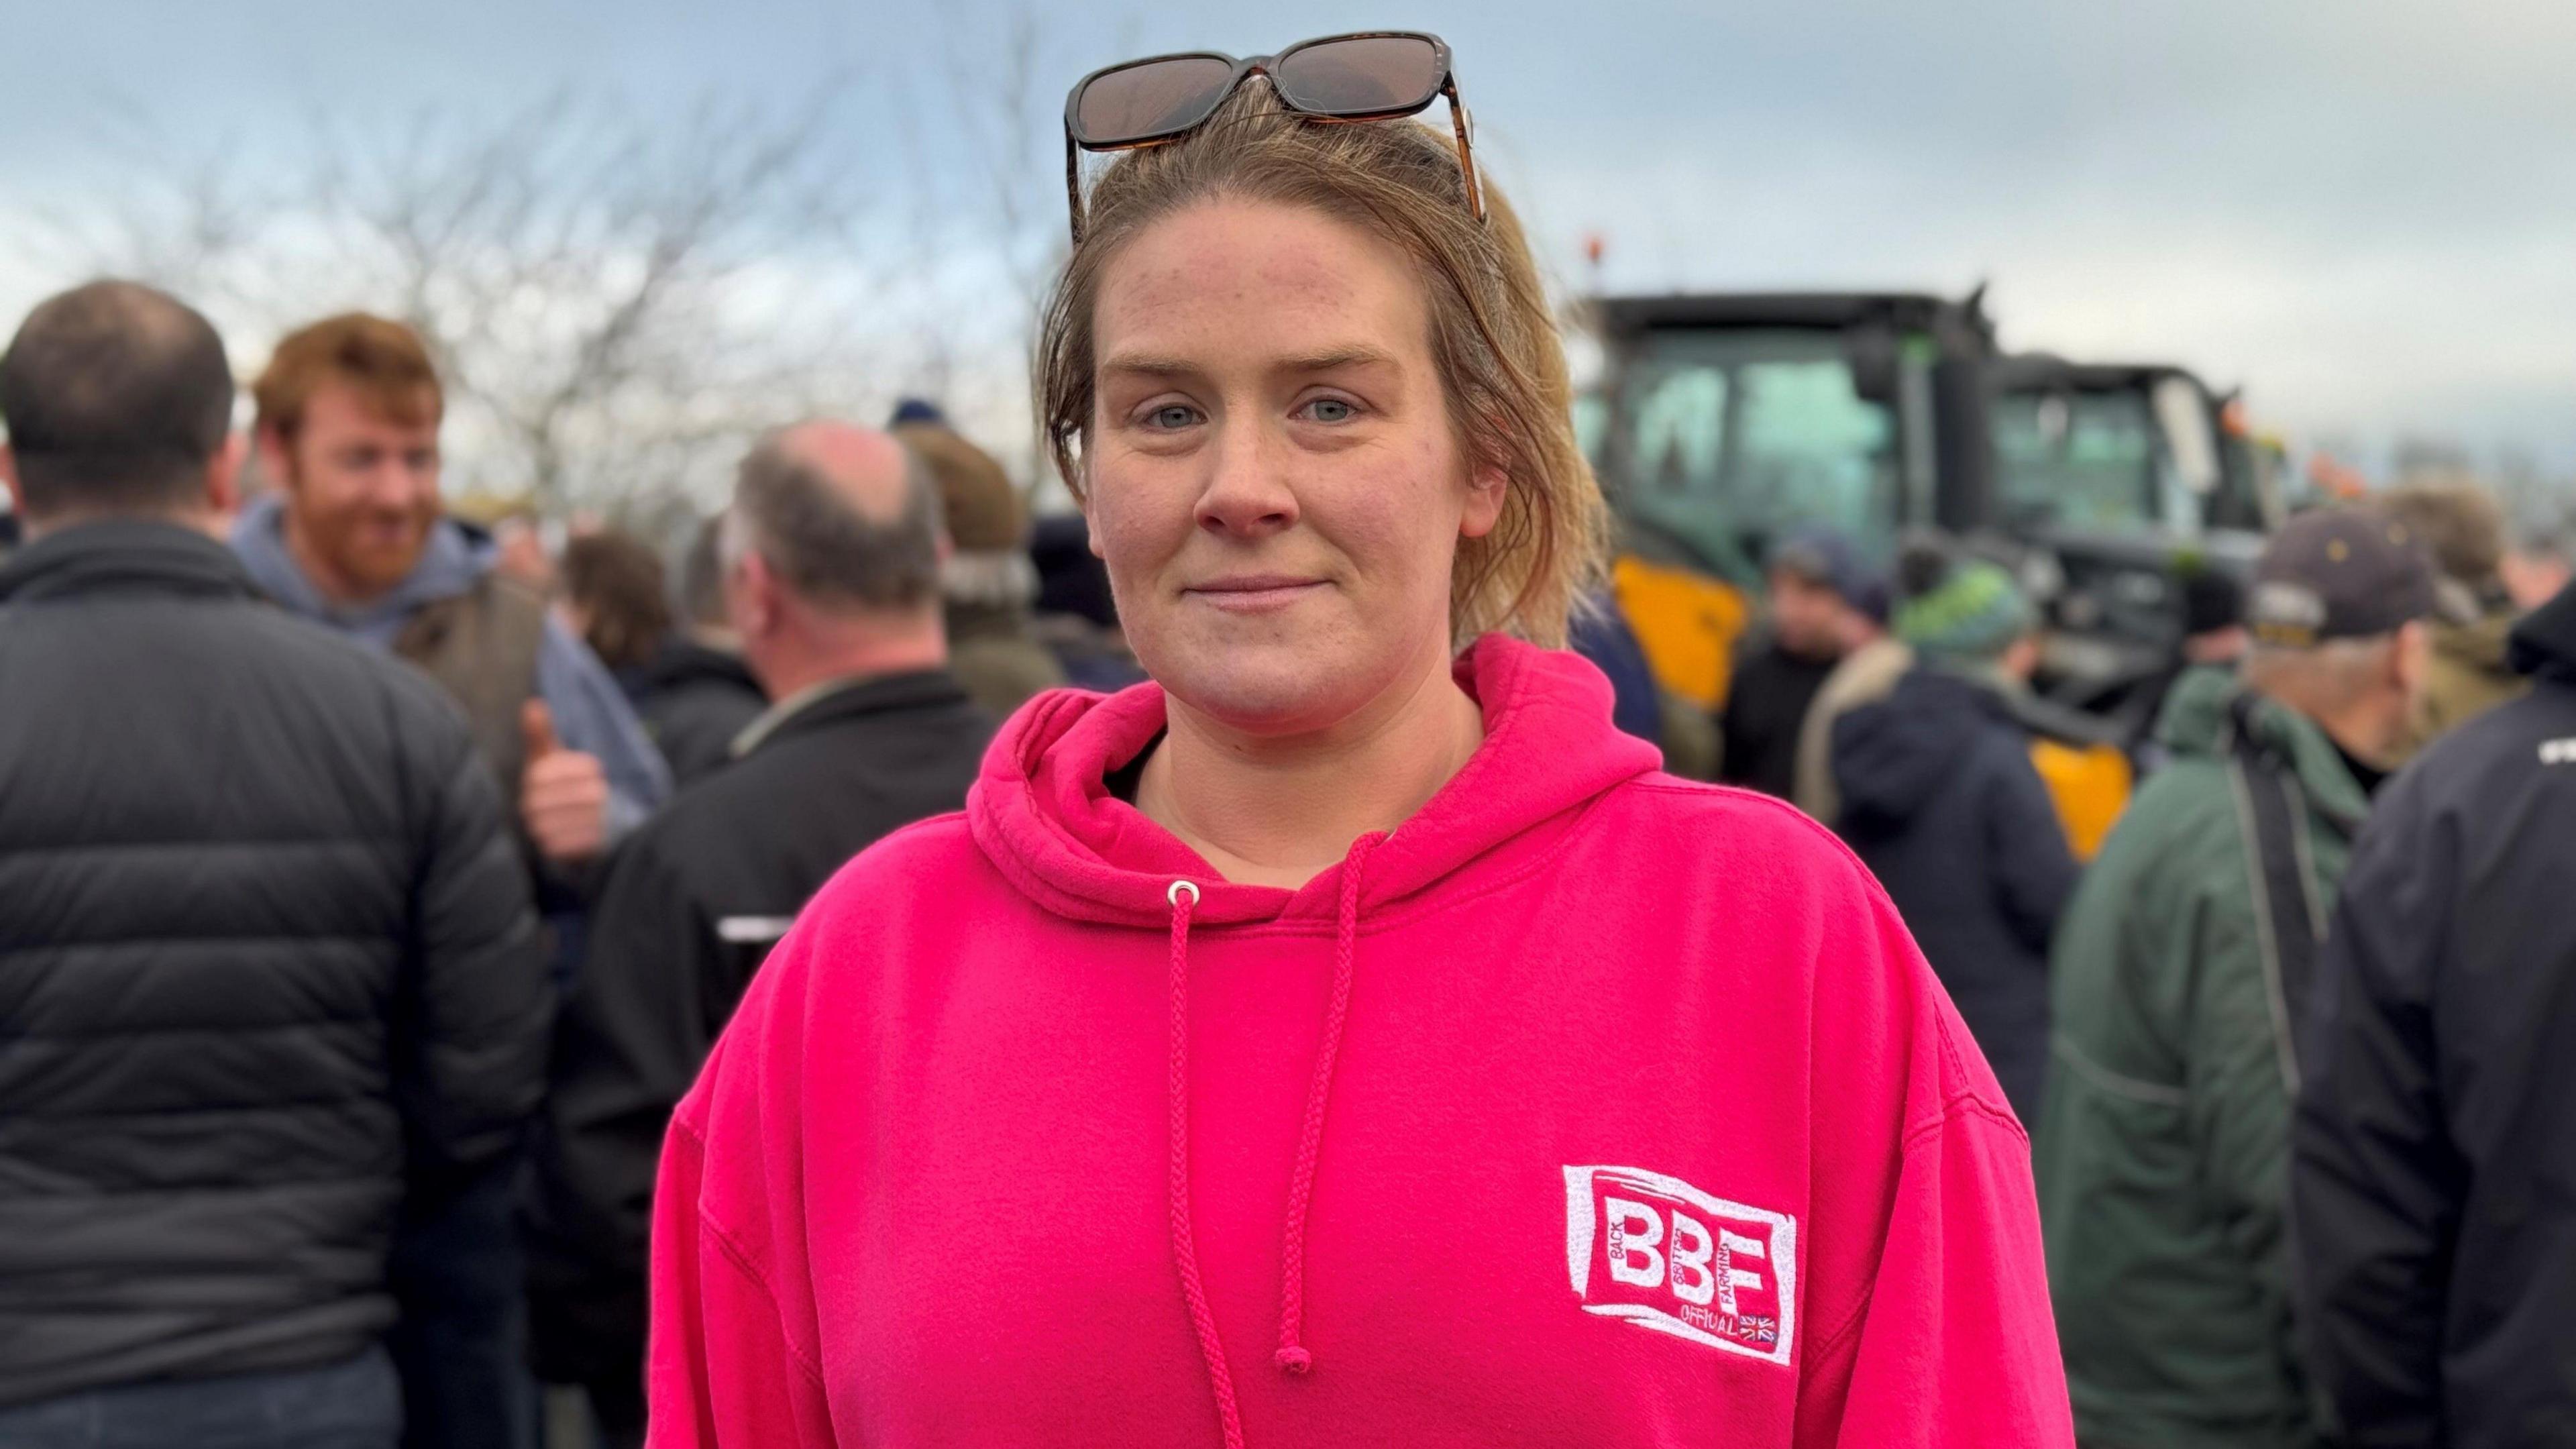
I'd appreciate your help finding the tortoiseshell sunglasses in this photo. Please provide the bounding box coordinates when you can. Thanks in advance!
[1062,31,1484,244]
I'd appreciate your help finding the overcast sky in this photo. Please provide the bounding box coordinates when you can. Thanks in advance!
[5,0,2570,474]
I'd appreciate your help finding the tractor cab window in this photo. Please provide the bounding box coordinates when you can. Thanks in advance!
[1991,388,2162,532]
[1614,329,1898,582]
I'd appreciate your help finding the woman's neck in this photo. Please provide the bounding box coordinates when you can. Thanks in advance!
[1136,650,1487,890]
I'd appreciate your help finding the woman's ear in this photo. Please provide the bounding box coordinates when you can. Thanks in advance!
[1458,461,1509,541]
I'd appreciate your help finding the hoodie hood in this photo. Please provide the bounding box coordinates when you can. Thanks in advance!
[231,491,498,645]
[1833,667,2004,832]
[967,635,1664,929]
[2509,580,2576,686]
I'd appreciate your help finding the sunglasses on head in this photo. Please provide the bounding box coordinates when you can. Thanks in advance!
[1062,30,1484,244]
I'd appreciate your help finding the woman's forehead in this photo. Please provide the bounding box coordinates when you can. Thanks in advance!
[1094,201,1430,359]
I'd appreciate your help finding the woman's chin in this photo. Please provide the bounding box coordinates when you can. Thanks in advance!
[1150,652,1384,739]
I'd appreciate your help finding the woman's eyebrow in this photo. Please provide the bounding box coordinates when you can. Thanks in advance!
[1274,345,1400,374]
[1099,346,1399,380]
[1099,352,1201,379]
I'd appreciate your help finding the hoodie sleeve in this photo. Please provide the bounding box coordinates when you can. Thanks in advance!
[1800,1102,2073,1448]
[536,614,674,835]
[647,925,838,1448]
[1791,866,2074,1448]
[647,1113,839,1447]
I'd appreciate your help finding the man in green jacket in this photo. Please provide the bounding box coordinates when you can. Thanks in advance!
[2037,508,2437,1448]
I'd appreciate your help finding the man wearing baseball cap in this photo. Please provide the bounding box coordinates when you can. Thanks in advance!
[2035,507,2436,1449]
[1718,526,1888,800]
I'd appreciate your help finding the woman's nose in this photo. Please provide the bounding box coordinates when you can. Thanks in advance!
[1194,425,1299,537]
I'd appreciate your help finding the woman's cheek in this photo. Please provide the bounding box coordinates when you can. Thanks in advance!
[1087,480,1185,605]
[1333,451,1457,574]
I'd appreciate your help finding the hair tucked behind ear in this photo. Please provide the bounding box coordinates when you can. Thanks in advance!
[1037,83,1605,649]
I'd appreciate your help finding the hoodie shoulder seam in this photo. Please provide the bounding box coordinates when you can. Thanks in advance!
[676,1115,830,1393]
[1903,1086,2029,1157]
[1809,1091,2029,1364]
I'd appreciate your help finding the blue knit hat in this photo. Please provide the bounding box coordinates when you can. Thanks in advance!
[1896,561,2034,663]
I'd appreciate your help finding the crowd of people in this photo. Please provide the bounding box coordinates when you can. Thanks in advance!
[2,32,2572,1449]
[1715,491,2575,1446]
[0,286,1081,1446]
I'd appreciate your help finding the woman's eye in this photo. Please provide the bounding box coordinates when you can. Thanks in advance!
[1144,405,1201,431]
[1300,397,1358,423]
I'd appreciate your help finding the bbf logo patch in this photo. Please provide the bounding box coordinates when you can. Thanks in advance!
[1563,1165,1798,1364]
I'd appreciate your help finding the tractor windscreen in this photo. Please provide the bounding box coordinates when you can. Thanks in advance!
[1611,328,1899,582]
[1990,387,2162,531]
[1990,373,2229,536]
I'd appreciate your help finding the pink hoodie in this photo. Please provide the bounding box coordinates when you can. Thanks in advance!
[647,636,2073,1447]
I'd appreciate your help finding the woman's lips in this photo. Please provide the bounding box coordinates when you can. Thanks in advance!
[1183,577,1329,614]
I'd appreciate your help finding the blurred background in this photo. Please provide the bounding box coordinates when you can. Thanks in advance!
[3,0,2569,529]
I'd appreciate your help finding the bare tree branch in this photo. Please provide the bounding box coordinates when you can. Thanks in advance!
[15,7,1081,525]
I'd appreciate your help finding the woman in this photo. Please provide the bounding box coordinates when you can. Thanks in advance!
[651,37,2069,1447]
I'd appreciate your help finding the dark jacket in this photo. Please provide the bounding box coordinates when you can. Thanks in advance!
[618,637,767,790]
[1832,667,2079,1120]
[1718,637,1836,798]
[2037,667,2367,1449]
[0,523,545,1408]
[2293,582,2576,1447]
[1569,594,1664,745]
[525,669,992,1430]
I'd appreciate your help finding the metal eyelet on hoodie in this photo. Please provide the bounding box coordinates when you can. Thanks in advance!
[1163,836,1386,1448]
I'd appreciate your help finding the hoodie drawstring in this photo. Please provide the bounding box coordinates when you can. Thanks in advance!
[1275,830,1383,1375]
[1166,835,1385,1447]
[1164,878,1243,1449]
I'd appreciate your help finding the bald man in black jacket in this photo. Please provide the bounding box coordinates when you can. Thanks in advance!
[526,423,993,1443]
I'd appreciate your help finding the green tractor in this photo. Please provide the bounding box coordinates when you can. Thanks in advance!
[1984,354,2275,733]
[1574,290,2000,714]
[1577,290,2278,847]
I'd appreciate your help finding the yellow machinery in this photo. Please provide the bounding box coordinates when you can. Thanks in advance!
[1611,553,1750,712]
[2028,737,2132,861]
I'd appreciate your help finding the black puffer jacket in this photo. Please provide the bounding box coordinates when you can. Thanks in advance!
[0,522,547,1407]
[1832,667,2080,1121]
[2292,580,2576,1446]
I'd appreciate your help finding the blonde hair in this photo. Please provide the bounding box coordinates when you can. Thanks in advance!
[1036,83,1605,648]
